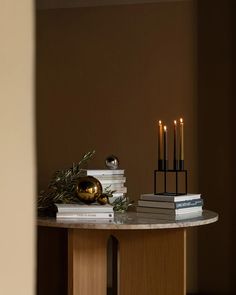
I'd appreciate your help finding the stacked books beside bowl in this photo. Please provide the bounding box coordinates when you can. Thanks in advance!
[81,169,127,204]
[136,193,203,220]
[56,203,114,220]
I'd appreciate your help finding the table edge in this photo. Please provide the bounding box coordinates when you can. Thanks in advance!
[37,210,218,230]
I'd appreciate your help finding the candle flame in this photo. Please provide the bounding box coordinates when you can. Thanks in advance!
[159,120,162,125]
[174,120,177,125]
[180,118,183,123]
[163,125,167,131]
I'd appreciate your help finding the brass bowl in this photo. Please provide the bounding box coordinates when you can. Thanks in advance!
[76,176,102,204]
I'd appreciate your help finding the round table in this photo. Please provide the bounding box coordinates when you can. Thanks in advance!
[38,210,218,295]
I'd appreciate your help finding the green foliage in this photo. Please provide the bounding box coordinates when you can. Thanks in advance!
[37,150,133,213]
[111,196,134,213]
[37,151,95,210]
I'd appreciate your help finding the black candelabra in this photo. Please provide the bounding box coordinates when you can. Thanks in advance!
[156,118,187,196]
[154,168,188,196]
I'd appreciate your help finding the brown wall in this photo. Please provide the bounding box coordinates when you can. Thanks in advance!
[36,2,198,202]
[36,1,198,293]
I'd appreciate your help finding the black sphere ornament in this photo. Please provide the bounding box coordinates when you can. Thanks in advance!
[105,155,119,170]
[76,176,102,204]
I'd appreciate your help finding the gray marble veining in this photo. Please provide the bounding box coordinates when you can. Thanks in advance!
[38,210,218,230]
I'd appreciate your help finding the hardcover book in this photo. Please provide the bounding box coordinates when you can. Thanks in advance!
[56,212,114,219]
[80,169,124,176]
[55,203,114,213]
[102,185,127,194]
[137,198,203,209]
[94,175,126,181]
[99,179,126,185]
[136,206,202,215]
[140,193,201,202]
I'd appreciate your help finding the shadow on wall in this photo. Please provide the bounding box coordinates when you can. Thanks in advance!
[197,0,235,294]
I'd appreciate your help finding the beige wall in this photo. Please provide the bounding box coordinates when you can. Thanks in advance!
[36,1,198,292]
[0,1,35,295]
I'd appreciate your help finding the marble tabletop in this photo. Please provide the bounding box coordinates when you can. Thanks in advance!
[37,210,218,230]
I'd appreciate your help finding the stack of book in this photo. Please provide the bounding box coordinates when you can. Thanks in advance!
[136,193,203,220]
[81,169,127,203]
[56,203,114,219]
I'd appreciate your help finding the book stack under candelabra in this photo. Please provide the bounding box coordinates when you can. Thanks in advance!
[136,193,203,220]
[81,169,127,204]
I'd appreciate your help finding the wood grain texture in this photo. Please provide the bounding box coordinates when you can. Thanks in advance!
[68,229,110,295]
[114,229,186,295]
[68,228,186,295]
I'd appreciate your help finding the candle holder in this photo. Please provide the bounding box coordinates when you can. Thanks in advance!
[179,160,184,171]
[154,169,188,196]
[158,160,168,171]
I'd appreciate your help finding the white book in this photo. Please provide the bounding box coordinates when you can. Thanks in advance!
[99,179,126,185]
[55,203,113,213]
[102,183,126,190]
[137,211,203,221]
[102,186,127,194]
[80,169,124,176]
[94,175,126,181]
[56,212,114,219]
[140,193,201,202]
[136,206,202,215]
[138,199,203,209]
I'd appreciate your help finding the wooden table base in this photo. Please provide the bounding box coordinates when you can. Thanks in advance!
[68,228,186,295]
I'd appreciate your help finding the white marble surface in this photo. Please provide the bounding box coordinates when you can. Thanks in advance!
[37,210,218,230]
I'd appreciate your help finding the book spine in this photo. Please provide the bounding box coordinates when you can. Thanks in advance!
[100,181,126,185]
[81,170,124,175]
[175,199,203,209]
[103,187,127,193]
[58,209,114,213]
[57,212,114,219]
[96,176,126,181]
[138,200,174,209]
[97,178,126,184]
[137,206,202,215]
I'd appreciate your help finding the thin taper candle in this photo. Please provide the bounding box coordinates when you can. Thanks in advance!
[163,125,168,170]
[173,120,178,170]
[179,118,184,170]
[158,120,164,170]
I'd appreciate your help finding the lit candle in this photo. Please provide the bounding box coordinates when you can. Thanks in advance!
[173,120,178,170]
[158,120,164,170]
[179,118,184,170]
[163,125,168,170]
